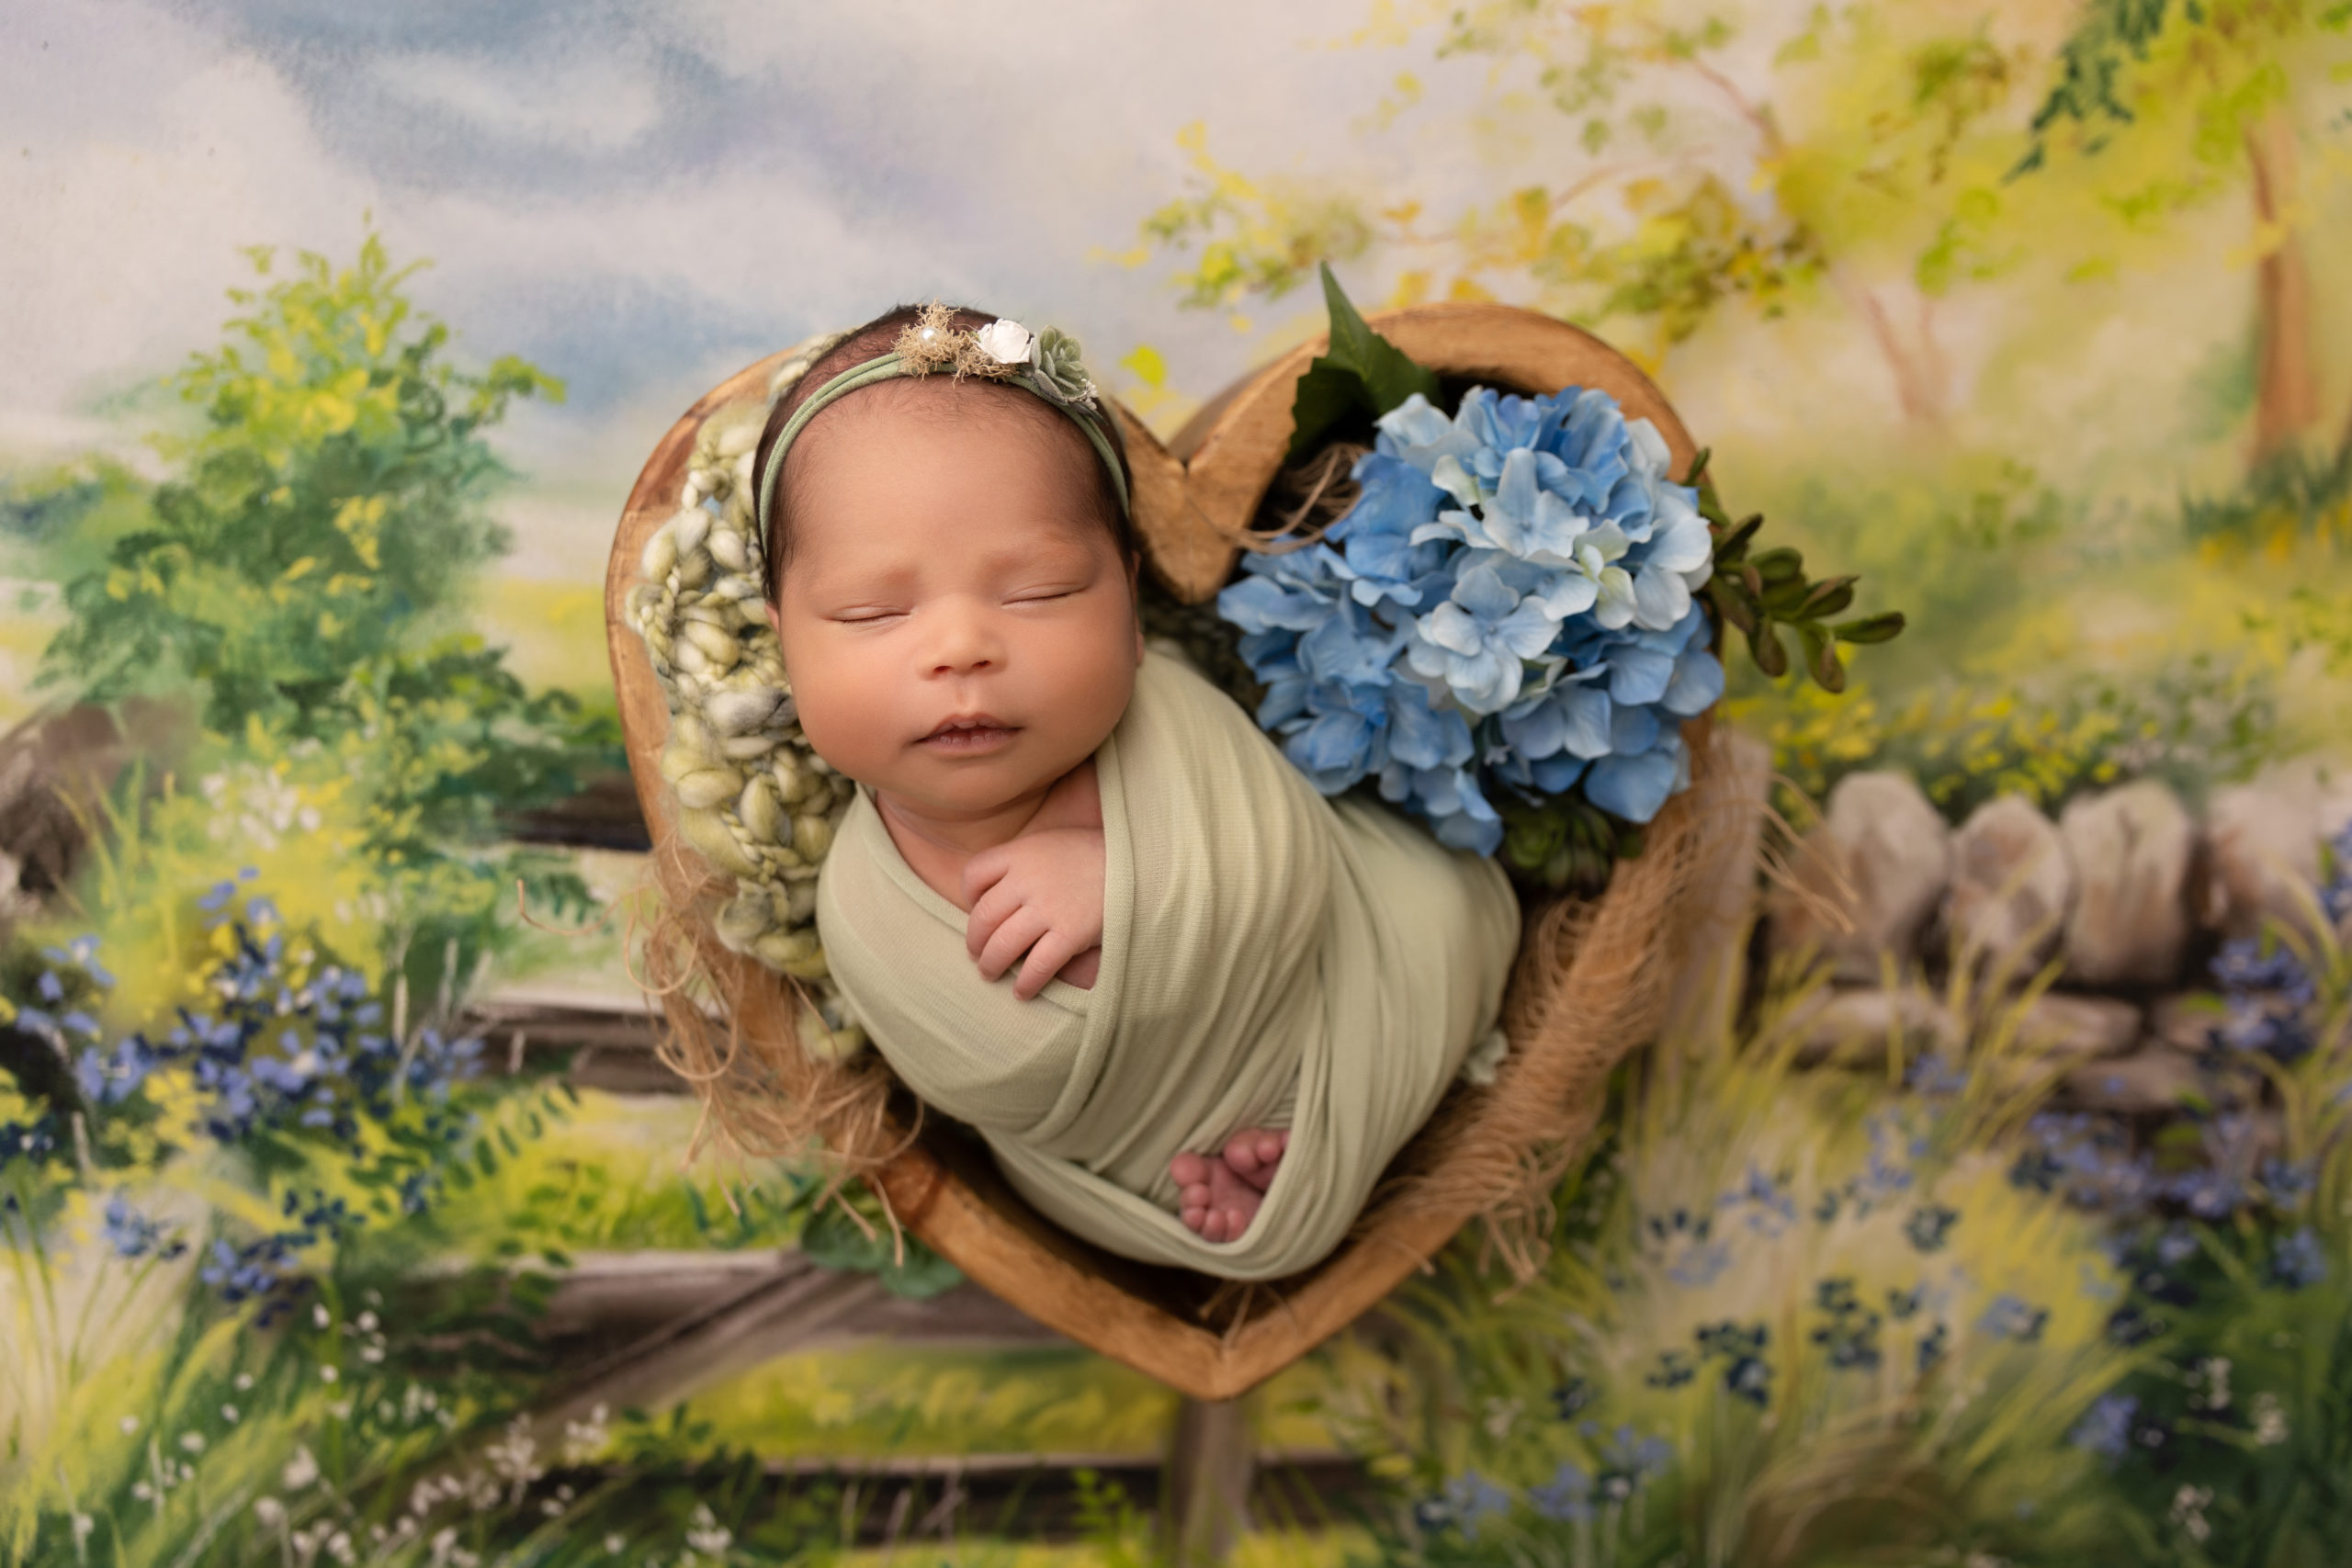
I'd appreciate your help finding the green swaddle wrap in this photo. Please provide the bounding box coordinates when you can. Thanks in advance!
[815,646,1521,1280]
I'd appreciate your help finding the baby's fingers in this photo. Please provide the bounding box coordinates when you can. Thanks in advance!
[1012,930,1082,1001]
[964,880,1023,961]
[975,907,1048,984]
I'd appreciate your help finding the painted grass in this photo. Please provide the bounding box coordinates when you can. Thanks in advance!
[676,1345,1340,1466]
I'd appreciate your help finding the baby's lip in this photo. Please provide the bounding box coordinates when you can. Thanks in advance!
[919,711,1016,741]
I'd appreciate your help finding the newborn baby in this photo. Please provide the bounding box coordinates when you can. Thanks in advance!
[757,303,1521,1279]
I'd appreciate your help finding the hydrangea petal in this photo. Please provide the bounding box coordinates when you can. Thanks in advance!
[1660,647,1724,716]
[1607,642,1676,705]
[1630,563,1692,631]
[1585,750,1678,823]
[1609,700,1660,756]
[1559,685,1614,758]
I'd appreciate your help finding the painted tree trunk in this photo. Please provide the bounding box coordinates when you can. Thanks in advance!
[2245,107,2316,468]
[1836,267,1951,425]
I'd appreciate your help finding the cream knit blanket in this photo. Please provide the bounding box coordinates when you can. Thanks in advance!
[815,647,1521,1280]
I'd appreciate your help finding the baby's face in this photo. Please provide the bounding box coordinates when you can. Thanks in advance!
[768,389,1142,822]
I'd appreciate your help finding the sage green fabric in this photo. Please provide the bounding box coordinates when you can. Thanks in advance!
[814,646,1521,1280]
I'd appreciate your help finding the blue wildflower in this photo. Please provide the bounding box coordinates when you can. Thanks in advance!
[2068,1393,2138,1461]
[1904,1205,1958,1252]
[1811,1278,1883,1371]
[1721,1165,1797,1236]
[2269,1226,2327,1290]
[101,1194,185,1259]
[1549,1377,1597,1420]
[1442,1472,1511,1536]
[1696,1322,1773,1406]
[1528,1463,1590,1522]
[1595,1426,1673,1502]
[2259,1157,2315,1212]
[1979,1293,2049,1342]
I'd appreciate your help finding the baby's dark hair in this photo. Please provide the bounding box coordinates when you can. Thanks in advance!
[753,303,1138,601]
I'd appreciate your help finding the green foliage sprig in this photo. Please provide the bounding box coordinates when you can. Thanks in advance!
[1285,262,1442,461]
[1688,448,1905,693]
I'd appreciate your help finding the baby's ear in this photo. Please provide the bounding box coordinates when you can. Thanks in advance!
[763,600,784,641]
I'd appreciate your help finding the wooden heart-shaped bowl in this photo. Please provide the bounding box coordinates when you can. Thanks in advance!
[605,302,1699,1400]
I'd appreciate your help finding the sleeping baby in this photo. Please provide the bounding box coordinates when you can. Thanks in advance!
[749,302,1521,1280]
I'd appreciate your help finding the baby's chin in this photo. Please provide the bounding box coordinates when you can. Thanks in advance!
[854,751,1057,814]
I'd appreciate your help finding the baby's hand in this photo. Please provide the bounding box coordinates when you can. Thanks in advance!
[962,828,1106,1000]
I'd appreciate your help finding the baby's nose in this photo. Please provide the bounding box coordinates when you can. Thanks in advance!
[926,600,1003,674]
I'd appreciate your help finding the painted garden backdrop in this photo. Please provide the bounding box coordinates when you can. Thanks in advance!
[3,1,2350,1563]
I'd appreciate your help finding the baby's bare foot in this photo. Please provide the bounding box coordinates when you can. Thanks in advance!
[1223,1127,1288,1193]
[1170,1149,1266,1243]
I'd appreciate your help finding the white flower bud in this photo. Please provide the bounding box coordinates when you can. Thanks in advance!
[974,318,1035,366]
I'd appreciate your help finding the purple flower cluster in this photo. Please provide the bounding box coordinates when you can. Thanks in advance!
[1419,1426,1673,1537]
[1217,386,1723,853]
[6,884,492,1315]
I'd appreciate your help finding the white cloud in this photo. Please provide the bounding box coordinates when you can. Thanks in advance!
[371,51,664,152]
[0,26,371,448]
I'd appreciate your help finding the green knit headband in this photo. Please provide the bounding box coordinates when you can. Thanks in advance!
[754,304,1131,548]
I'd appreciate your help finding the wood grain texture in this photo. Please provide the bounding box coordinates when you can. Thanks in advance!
[603,303,1698,1399]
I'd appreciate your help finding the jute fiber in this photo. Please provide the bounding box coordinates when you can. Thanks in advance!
[1359,716,1753,1282]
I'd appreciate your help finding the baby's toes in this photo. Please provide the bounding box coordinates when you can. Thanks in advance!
[1253,1129,1288,1168]
[1224,1132,1266,1178]
[1181,1203,1209,1235]
[1170,1151,1209,1187]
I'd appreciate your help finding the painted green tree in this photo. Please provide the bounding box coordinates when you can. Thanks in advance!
[1142,0,2055,422]
[2013,0,2352,473]
[10,232,610,1009]
[38,235,558,729]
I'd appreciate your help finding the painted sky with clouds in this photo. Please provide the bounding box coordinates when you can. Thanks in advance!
[9,0,2334,601]
[2,0,1512,580]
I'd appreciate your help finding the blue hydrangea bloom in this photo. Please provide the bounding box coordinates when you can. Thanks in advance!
[1215,380,1720,851]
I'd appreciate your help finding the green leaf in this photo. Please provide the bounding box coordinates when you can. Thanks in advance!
[1750,547,1805,584]
[1285,367,1372,467]
[1797,575,1858,619]
[1286,262,1442,461]
[1705,579,1758,637]
[1831,611,1906,645]
[1747,621,1789,679]
[1799,620,1846,693]
[1713,513,1764,560]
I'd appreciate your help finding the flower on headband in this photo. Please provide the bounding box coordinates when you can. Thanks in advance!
[1030,327,1101,412]
[974,319,1035,367]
